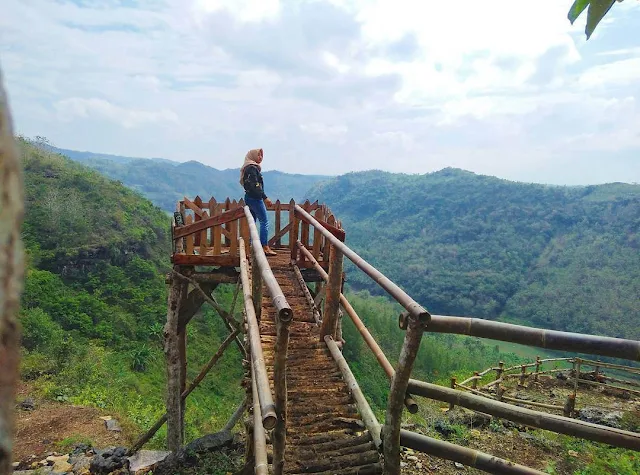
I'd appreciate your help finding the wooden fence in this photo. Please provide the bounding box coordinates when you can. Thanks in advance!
[170,197,343,269]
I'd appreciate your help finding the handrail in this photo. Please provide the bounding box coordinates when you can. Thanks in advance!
[173,206,245,239]
[294,205,430,323]
[428,315,640,362]
[239,239,277,430]
[244,206,293,322]
[407,378,640,451]
[400,430,544,475]
[296,241,418,413]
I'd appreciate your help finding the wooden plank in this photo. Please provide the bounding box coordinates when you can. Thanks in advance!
[184,196,206,218]
[174,206,245,239]
[274,199,281,247]
[289,199,298,261]
[224,198,232,246]
[230,216,238,256]
[185,215,194,255]
[199,210,209,256]
[172,254,240,267]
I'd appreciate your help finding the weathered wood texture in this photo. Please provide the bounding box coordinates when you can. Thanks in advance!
[383,316,425,475]
[0,67,24,475]
[256,251,382,475]
[320,244,343,340]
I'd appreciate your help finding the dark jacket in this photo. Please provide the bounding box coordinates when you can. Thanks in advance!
[242,164,267,200]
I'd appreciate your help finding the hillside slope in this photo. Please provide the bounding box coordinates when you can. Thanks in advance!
[308,168,640,340]
[49,145,331,211]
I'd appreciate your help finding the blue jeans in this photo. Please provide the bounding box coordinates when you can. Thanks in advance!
[245,196,269,246]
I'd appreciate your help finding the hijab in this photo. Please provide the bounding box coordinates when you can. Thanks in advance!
[239,148,262,186]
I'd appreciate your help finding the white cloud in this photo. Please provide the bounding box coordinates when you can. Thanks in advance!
[1,0,640,185]
[55,98,178,128]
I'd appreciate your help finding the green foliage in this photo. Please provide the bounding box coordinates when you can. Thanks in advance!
[568,0,618,39]
[311,169,640,341]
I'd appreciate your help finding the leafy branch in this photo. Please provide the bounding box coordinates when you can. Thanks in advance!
[568,0,624,39]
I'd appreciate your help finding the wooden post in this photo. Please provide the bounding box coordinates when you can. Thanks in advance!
[496,361,504,381]
[563,394,575,418]
[496,385,505,401]
[320,244,343,340]
[382,316,426,475]
[573,358,581,398]
[178,327,187,441]
[274,200,281,247]
[0,73,24,475]
[289,199,297,259]
[472,372,479,390]
[594,360,601,381]
[164,269,187,452]
[519,365,527,388]
[129,329,240,454]
[449,377,457,410]
[534,356,541,382]
[273,306,291,475]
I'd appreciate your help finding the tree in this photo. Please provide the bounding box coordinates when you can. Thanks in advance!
[0,65,24,474]
[569,0,624,39]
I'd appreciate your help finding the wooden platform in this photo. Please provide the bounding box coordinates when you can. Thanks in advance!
[254,251,383,475]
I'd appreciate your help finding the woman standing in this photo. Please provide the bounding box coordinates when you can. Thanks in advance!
[240,148,278,256]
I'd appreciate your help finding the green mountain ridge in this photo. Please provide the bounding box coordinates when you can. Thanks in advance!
[48,144,332,211]
[309,168,640,340]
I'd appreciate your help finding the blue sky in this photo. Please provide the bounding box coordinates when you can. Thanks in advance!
[1,0,639,184]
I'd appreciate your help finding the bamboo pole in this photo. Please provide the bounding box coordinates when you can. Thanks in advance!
[321,244,343,339]
[296,242,418,413]
[294,205,430,323]
[400,430,544,475]
[252,368,269,475]
[383,316,426,475]
[428,315,640,362]
[407,379,640,450]
[130,328,241,454]
[577,358,640,375]
[244,206,293,322]
[325,336,382,448]
[252,246,263,322]
[239,239,277,430]
[291,263,321,324]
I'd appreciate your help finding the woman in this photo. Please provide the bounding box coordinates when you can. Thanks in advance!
[240,148,278,256]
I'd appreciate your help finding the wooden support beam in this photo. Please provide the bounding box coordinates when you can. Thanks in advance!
[320,244,343,340]
[383,316,426,475]
[171,254,240,267]
[164,271,188,452]
[177,284,217,329]
[165,270,239,285]
[131,328,240,454]
[268,222,292,248]
[406,379,640,451]
[400,430,544,475]
[223,399,247,432]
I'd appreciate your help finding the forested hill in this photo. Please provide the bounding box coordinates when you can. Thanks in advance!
[49,145,330,212]
[308,168,640,340]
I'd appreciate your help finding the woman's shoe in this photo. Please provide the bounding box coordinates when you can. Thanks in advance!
[263,245,277,256]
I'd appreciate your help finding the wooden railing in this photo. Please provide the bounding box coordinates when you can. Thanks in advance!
[171,197,343,270]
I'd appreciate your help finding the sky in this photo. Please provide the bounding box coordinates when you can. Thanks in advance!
[1,0,640,185]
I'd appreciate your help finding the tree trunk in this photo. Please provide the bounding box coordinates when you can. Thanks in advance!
[0,66,25,475]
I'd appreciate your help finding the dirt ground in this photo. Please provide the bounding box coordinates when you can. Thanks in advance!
[12,381,130,462]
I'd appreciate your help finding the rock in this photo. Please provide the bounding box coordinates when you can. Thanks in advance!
[127,450,171,474]
[407,455,418,462]
[577,407,623,429]
[14,470,53,475]
[454,461,465,469]
[19,397,36,411]
[71,455,91,473]
[400,462,407,468]
[568,450,579,457]
[45,455,71,473]
[470,429,481,438]
[70,443,93,457]
[90,447,130,474]
[416,462,423,470]
[105,419,122,432]
[12,461,20,468]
